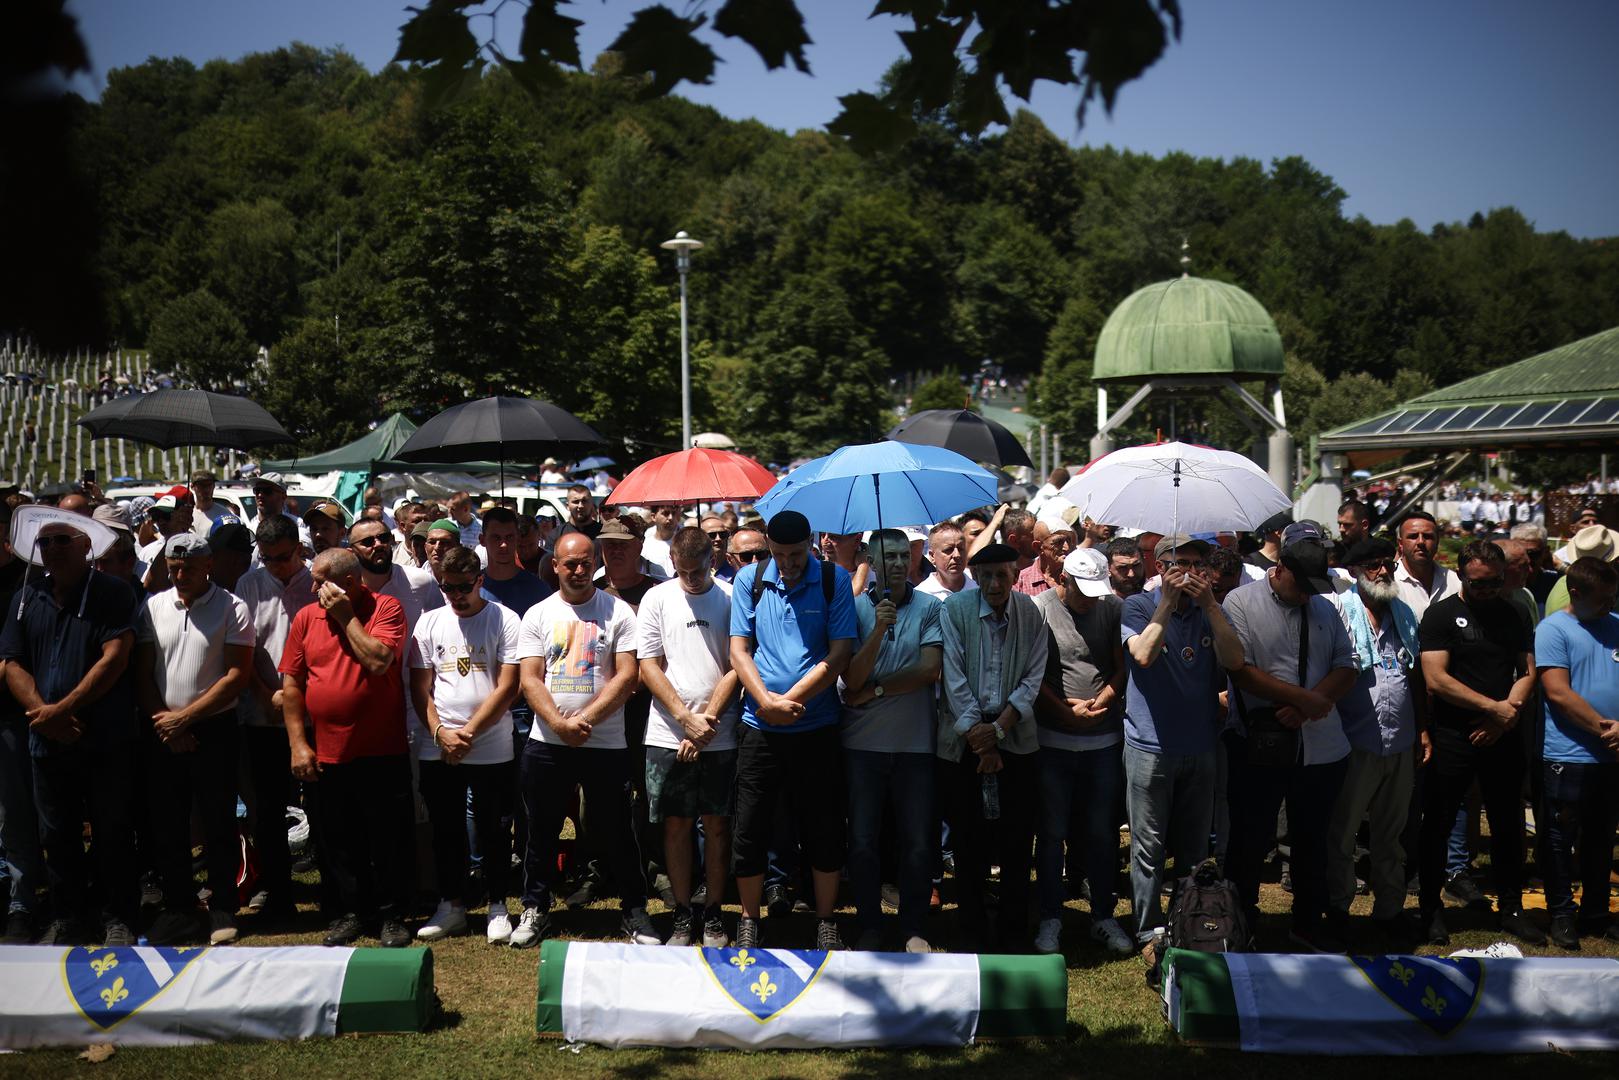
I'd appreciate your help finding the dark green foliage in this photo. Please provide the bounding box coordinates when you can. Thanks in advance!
[909,374,973,414]
[146,289,256,391]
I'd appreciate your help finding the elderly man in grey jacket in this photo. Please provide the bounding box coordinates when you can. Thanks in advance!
[937,543,1047,952]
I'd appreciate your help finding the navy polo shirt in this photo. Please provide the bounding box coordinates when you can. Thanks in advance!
[730,557,858,732]
[1119,587,1225,755]
[0,570,142,757]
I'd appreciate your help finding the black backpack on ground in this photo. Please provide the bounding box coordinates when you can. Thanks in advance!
[1164,858,1250,954]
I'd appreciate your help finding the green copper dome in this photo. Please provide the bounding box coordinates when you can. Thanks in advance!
[1092,276,1284,382]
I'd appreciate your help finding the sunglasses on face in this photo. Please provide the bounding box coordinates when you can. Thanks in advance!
[262,550,299,564]
[707,530,731,540]
[730,549,770,562]
[37,534,80,549]
[1354,559,1396,574]
[439,581,479,596]
[351,534,392,548]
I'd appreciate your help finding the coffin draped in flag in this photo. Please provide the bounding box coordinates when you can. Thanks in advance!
[1163,948,1619,1054]
[536,940,1065,1048]
[0,944,434,1048]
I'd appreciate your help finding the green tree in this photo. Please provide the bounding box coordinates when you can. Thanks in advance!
[256,316,376,452]
[145,289,255,391]
[909,373,971,413]
[1028,293,1107,446]
[951,203,1070,373]
[203,197,300,344]
[719,274,889,461]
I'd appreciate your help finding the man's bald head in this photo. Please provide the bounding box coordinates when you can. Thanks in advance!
[312,547,360,581]
[555,531,595,561]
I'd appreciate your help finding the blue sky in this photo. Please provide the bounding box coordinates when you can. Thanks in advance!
[64,0,1619,238]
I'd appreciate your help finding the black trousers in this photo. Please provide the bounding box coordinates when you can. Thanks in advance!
[940,749,1036,945]
[1420,725,1526,915]
[519,740,645,911]
[316,753,416,921]
[33,747,137,926]
[1223,733,1348,929]
[148,713,239,914]
[241,725,293,906]
[420,758,513,905]
[730,724,846,879]
[1541,760,1619,922]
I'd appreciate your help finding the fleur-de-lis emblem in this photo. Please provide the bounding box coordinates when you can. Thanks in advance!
[84,946,102,954]
[90,954,119,978]
[1388,961,1414,987]
[729,949,756,971]
[1421,985,1446,1015]
[750,971,777,1004]
[100,977,130,1009]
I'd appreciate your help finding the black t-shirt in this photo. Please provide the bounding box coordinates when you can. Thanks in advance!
[1419,593,1532,730]
[1244,551,1277,571]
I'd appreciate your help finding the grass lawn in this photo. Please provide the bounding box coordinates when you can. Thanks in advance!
[4,862,1618,1078]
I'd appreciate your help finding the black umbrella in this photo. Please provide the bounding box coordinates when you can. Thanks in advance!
[393,396,606,490]
[77,389,291,449]
[887,408,1034,470]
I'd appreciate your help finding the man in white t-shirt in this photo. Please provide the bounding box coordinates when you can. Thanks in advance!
[409,546,522,945]
[510,532,656,948]
[636,527,741,948]
[641,505,679,579]
[915,520,978,600]
[134,533,253,947]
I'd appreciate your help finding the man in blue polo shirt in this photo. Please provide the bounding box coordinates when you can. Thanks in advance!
[1120,533,1243,959]
[729,510,856,951]
[0,507,141,946]
[1535,556,1619,950]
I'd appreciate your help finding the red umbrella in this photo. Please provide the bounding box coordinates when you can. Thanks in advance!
[604,447,777,506]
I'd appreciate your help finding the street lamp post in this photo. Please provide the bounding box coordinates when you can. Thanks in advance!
[660,230,704,450]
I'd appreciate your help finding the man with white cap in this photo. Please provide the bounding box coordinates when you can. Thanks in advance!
[1,506,138,945]
[252,473,311,550]
[134,533,254,946]
[1032,545,1131,956]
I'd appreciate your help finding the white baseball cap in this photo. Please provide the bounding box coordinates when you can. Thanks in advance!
[1061,546,1113,598]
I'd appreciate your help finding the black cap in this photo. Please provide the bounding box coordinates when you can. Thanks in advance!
[1344,537,1396,565]
[968,542,1019,567]
[1256,511,1295,537]
[1280,539,1334,595]
[765,510,812,544]
[211,522,255,555]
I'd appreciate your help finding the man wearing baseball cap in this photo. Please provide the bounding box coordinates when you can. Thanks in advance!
[302,499,352,556]
[135,533,255,945]
[251,473,311,550]
[1119,533,1244,960]
[1222,521,1358,952]
[1032,546,1132,956]
[136,489,195,593]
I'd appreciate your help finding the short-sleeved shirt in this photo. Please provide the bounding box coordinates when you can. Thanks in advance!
[0,571,141,756]
[730,558,857,733]
[515,589,638,749]
[139,584,254,715]
[915,573,976,601]
[376,562,443,741]
[232,563,314,728]
[1033,589,1123,752]
[1120,588,1225,755]
[1222,578,1355,766]
[637,578,740,753]
[1419,594,1532,731]
[1535,610,1619,764]
[279,589,408,764]
[840,589,942,754]
[481,569,552,616]
[410,601,521,765]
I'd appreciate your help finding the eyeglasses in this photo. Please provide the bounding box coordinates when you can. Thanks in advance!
[37,534,80,548]
[439,581,479,596]
[1167,559,1206,570]
[351,534,393,548]
[730,549,770,562]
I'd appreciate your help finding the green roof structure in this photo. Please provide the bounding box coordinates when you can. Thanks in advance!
[264,412,503,474]
[1092,276,1285,383]
[1319,325,1619,452]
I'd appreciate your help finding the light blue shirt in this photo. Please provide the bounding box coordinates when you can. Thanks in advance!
[1337,619,1417,756]
[1536,610,1619,764]
[730,558,857,732]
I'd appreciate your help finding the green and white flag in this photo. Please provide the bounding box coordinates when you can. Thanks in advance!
[1164,948,1619,1054]
[0,944,434,1048]
[536,940,1066,1049]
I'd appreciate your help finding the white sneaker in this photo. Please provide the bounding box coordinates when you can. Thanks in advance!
[1034,917,1062,955]
[415,901,468,941]
[1090,916,1135,956]
[510,906,548,949]
[486,902,512,945]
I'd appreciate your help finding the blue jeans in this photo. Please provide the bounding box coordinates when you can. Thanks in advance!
[1037,743,1124,921]
[0,721,40,914]
[845,749,934,938]
[1541,760,1619,921]
[1123,742,1215,943]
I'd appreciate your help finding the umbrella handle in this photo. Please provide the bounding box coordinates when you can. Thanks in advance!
[874,472,894,640]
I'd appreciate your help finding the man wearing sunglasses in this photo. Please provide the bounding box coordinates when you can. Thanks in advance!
[350,518,443,761]
[1417,539,1543,946]
[232,514,314,921]
[725,527,769,577]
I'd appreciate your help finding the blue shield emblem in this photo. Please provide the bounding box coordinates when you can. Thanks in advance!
[63,945,208,1032]
[700,947,829,1022]
[1350,954,1484,1037]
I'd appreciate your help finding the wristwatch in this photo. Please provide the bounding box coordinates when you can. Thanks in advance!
[993,721,1007,742]
[872,683,886,698]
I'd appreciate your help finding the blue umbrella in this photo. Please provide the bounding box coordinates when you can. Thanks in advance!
[753,441,998,535]
[572,455,616,473]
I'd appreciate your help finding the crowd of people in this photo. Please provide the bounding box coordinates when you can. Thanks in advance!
[1,463,1616,967]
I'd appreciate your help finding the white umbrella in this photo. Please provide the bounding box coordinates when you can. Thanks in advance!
[691,431,736,450]
[1058,441,1290,536]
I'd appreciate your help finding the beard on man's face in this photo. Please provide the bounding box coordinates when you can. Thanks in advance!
[1357,577,1398,607]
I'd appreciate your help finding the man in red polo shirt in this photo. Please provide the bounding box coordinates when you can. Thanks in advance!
[280,548,414,947]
